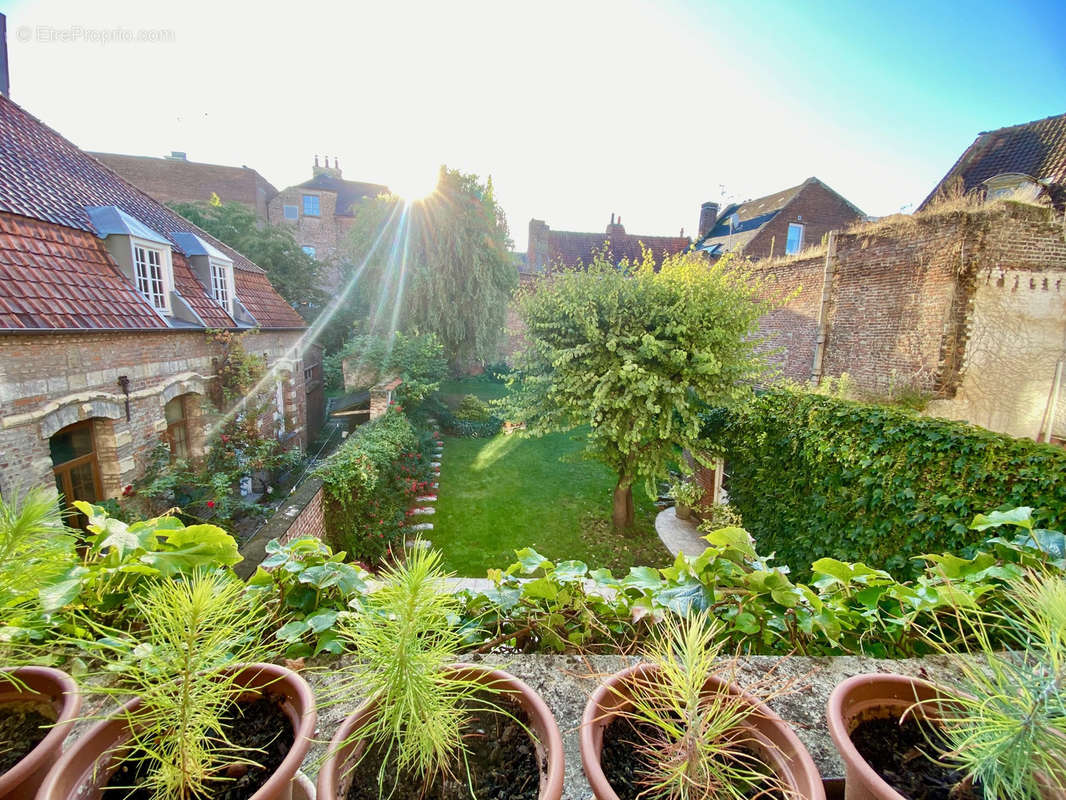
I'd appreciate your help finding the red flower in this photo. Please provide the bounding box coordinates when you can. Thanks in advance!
[207,500,215,508]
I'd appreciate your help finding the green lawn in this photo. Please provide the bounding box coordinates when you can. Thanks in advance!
[429,379,671,577]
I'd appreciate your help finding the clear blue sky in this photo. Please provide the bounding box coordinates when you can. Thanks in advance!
[5,0,1064,250]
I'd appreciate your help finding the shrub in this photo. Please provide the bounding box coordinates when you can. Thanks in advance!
[714,389,1066,576]
[438,407,502,438]
[314,407,428,561]
[454,394,491,421]
[323,331,447,407]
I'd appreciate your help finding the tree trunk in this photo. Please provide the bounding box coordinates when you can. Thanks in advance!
[612,476,635,530]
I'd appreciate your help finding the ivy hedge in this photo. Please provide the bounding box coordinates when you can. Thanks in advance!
[314,406,430,562]
[712,390,1066,577]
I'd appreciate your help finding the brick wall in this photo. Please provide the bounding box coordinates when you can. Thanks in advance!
[0,328,306,501]
[746,180,863,261]
[267,187,347,288]
[756,202,1066,439]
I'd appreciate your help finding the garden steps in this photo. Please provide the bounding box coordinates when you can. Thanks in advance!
[416,495,437,503]
[654,506,707,557]
[411,506,435,515]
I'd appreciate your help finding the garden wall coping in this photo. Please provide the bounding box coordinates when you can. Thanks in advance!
[235,476,324,578]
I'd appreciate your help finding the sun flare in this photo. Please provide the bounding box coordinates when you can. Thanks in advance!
[391,166,439,202]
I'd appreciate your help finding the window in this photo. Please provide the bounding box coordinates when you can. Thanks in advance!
[165,396,189,461]
[134,244,167,309]
[301,245,316,257]
[210,260,230,309]
[50,420,101,530]
[785,223,805,255]
[283,204,298,220]
[304,366,314,383]
[302,195,320,217]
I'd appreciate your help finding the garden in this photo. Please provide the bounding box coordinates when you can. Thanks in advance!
[2,251,1065,800]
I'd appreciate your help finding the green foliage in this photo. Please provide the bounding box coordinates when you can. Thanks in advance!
[328,545,496,792]
[923,573,1066,798]
[345,168,517,365]
[461,508,1065,657]
[716,389,1066,576]
[618,614,787,800]
[510,250,773,528]
[314,407,428,562]
[323,331,447,407]
[455,394,492,422]
[88,572,274,800]
[170,199,323,314]
[668,480,702,509]
[247,536,369,659]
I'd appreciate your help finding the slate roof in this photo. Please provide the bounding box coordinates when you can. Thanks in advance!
[695,181,808,255]
[0,94,305,330]
[296,173,389,216]
[920,112,1066,209]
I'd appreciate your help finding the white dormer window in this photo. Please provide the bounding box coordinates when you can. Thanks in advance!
[210,260,231,308]
[133,241,170,311]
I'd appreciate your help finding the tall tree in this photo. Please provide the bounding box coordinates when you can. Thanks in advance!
[510,251,773,530]
[344,167,516,366]
[170,199,324,316]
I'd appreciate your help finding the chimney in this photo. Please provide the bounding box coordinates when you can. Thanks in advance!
[606,213,625,236]
[313,154,342,179]
[698,202,720,238]
[1,13,9,99]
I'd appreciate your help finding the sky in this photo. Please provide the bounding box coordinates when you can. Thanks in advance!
[3,0,1065,252]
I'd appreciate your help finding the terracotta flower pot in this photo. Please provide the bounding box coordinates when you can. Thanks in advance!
[0,667,81,800]
[35,663,316,800]
[581,662,825,800]
[826,673,946,800]
[316,663,564,800]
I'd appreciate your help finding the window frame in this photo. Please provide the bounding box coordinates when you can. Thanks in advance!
[164,396,190,462]
[131,238,173,313]
[785,222,805,255]
[283,204,299,220]
[302,194,321,217]
[208,257,235,312]
[50,419,101,530]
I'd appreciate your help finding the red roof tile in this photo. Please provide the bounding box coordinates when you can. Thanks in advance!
[0,214,166,330]
[0,95,304,330]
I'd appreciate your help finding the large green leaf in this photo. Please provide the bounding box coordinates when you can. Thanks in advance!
[141,525,241,575]
[970,507,1033,532]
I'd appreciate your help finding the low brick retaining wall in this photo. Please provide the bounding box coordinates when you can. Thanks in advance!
[235,477,326,578]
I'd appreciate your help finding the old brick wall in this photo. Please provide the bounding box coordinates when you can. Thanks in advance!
[747,180,863,261]
[0,328,307,501]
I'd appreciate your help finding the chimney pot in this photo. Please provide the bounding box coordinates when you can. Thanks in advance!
[0,13,9,99]
[698,201,720,238]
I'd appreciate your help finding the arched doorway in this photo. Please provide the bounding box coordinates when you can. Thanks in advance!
[49,420,101,529]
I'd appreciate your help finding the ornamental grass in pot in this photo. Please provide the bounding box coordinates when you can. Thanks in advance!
[828,572,1066,800]
[581,612,825,800]
[36,572,317,800]
[316,544,564,800]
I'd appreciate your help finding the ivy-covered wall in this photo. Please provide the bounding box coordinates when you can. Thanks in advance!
[711,390,1066,576]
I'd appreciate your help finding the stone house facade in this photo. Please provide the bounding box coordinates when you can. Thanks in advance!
[693,177,864,261]
[0,93,309,519]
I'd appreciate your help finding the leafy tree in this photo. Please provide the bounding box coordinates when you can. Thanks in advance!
[344,167,516,367]
[510,251,773,530]
[170,198,324,316]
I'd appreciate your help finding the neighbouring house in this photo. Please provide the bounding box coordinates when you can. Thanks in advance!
[0,93,311,522]
[919,112,1066,212]
[266,157,388,287]
[693,177,864,261]
[526,214,691,274]
[91,151,279,222]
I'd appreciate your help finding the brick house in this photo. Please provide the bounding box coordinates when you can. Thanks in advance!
[266,157,388,288]
[526,214,691,274]
[693,177,864,261]
[0,93,310,519]
[91,151,278,221]
[919,111,1066,212]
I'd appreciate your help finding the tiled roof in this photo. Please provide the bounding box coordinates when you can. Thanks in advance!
[0,94,304,330]
[296,174,389,216]
[0,214,166,330]
[235,269,306,328]
[696,181,808,254]
[920,112,1066,209]
[547,231,690,269]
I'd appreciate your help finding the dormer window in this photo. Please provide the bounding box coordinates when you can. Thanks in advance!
[210,260,231,308]
[134,243,168,310]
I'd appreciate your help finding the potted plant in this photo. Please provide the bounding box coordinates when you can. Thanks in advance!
[316,544,564,800]
[0,667,81,800]
[36,571,317,800]
[828,572,1066,800]
[669,481,702,522]
[581,612,825,800]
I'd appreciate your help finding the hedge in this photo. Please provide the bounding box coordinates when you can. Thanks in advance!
[314,407,429,562]
[712,390,1066,577]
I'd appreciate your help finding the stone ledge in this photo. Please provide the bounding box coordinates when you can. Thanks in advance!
[236,476,324,578]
